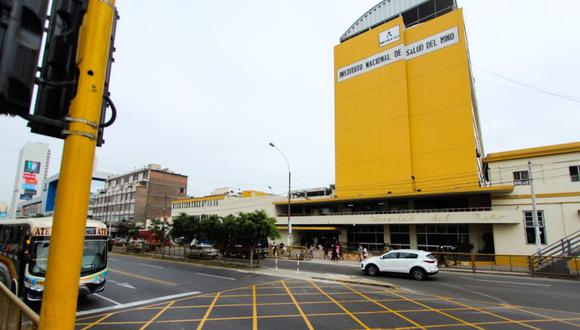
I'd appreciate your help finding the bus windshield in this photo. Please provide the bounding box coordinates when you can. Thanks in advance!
[29,239,108,277]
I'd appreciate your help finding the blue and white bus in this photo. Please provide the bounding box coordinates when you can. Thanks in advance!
[0,217,108,302]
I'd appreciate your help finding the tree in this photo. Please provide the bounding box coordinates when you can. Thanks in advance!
[169,213,200,243]
[236,210,280,268]
[116,219,140,240]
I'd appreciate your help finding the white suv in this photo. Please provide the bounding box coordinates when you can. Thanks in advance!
[361,249,438,280]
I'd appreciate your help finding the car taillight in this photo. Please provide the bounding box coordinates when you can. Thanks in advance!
[423,259,435,263]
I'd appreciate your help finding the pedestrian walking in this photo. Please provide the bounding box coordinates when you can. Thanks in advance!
[331,243,338,262]
[438,245,449,267]
[362,246,368,260]
[358,245,364,261]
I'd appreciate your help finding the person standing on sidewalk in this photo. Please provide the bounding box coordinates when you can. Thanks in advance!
[331,243,337,262]
[363,246,368,260]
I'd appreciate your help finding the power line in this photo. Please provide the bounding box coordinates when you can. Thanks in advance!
[477,67,580,104]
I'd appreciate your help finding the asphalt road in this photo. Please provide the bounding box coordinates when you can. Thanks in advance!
[68,254,580,329]
[261,258,580,314]
[75,253,277,315]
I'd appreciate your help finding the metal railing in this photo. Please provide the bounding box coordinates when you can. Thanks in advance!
[0,282,39,330]
[431,252,580,278]
[281,207,492,217]
[530,229,580,274]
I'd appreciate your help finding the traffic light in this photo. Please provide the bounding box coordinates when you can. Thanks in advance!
[0,0,49,116]
[29,0,89,138]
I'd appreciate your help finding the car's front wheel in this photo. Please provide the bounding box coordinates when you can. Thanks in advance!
[366,264,379,277]
[410,267,427,281]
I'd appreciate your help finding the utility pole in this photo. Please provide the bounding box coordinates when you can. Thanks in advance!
[38,0,116,328]
[528,161,542,254]
[162,194,167,257]
[269,142,292,247]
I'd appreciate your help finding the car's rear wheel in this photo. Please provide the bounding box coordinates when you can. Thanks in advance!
[410,267,427,281]
[366,264,379,277]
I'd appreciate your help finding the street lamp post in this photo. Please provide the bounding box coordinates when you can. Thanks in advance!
[269,142,292,247]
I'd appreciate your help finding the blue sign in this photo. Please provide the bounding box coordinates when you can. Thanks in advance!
[22,183,36,190]
[0,211,7,219]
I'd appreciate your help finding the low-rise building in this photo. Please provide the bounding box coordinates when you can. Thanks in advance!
[93,164,188,228]
[487,142,580,255]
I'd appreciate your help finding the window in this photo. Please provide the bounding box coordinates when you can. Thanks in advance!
[524,210,546,245]
[513,170,529,185]
[570,166,580,182]
[123,177,128,183]
[179,187,185,194]
[142,171,148,179]
[347,225,384,250]
[417,224,470,252]
[390,225,410,249]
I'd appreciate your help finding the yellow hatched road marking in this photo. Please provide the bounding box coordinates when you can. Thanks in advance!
[109,268,178,286]
[343,284,425,330]
[438,296,542,330]
[252,285,258,330]
[310,281,370,330]
[281,280,315,330]
[139,300,175,330]
[80,313,113,330]
[386,289,484,330]
[505,305,580,328]
[197,292,221,330]
[424,317,580,329]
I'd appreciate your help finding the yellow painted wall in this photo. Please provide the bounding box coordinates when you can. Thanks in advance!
[334,9,481,198]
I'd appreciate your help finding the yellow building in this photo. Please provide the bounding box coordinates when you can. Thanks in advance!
[334,0,484,198]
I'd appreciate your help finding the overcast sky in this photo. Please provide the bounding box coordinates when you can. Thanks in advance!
[1,0,579,203]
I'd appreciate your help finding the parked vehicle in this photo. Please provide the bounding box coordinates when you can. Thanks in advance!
[361,249,438,280]
[187,244,218,259]
[173,237,188,246]
[223,244,264,259]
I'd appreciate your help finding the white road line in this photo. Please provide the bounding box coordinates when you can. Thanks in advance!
[93,293,122,306]
[76,291,201,316]
[138,263,164,269]
[475,279,551,287]
[196,272,235,280]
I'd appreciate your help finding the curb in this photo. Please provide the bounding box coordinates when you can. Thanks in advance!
[312,274,399,289]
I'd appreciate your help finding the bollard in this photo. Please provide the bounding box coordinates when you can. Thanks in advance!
[297,258,300,273]
[275,252,278,270]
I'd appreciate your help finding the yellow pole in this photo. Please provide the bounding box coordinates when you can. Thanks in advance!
[38,0,115,329]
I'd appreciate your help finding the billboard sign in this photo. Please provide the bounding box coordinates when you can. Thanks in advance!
[23,160,41,173]
[24,177,38,184]
[20,194,32,201]
[23,173,37,180]
[22,183,36,191]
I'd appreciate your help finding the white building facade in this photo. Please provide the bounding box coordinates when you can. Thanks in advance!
[487,142,580,255]
[9,142,50,218]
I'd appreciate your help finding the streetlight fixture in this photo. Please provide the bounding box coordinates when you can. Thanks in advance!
[269,142,292,246]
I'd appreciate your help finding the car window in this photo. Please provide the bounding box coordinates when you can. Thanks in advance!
[425,253,435,260]
[404,253,418,259]
[382,252,397,259]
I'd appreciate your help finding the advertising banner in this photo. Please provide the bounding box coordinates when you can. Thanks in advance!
[22,183,36,190]
[23,160,41,173]
[24,177,38,184]
[23,173,37,180]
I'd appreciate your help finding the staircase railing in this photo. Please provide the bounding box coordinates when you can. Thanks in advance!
[530,228,580,274]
